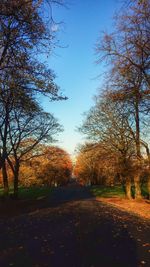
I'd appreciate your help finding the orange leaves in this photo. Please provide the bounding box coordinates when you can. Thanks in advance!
[19,145,73,187]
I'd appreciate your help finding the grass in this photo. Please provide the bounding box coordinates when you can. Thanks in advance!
[91,184,149,198]
[91,185,126,198]
[18,186,53,200]
[0,186,53,200]
[141,184,149,198]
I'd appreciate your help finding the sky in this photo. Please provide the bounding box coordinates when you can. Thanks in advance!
[42,0,121,156]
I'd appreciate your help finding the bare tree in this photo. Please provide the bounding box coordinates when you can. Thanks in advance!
[95,0,150,198]
[0,1,66,196]
[6,101,62,198]
[0,0,64,71]
[79,92,136,199]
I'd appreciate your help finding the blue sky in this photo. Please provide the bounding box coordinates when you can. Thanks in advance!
[42,0,121,156]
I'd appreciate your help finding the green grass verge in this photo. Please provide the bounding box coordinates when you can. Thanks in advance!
[91,184,149,198]
[18,186,53,200]
[0,186,53,200]
[91,185,126,198]
[141,184,149,198]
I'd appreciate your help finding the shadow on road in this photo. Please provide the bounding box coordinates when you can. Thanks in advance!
[0,184,149,267]
[48,184,93,206]
[0,183,93,218]
[75,200,139,267]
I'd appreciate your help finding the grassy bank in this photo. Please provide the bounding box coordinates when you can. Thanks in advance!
[91,185,125,198]
[91,184,148,199]
[0,186,53,200]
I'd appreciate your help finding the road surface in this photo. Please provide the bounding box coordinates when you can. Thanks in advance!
[0,185,150,267]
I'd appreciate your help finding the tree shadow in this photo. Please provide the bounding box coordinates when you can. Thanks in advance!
[0,185,143,267]
[0,184,94,218]
[76,202,139,267]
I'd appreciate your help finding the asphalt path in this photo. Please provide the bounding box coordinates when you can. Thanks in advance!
[0,185,150,267]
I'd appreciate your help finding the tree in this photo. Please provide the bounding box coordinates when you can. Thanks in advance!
[79,92,136,199]
[0,68,64,196]
[74,144,99,186]
[0,0,64,71]
[38,146,72,186]
[0,1,66,196]
[6,100,62,197]
[23,146,73,187]
[95,0,150,198]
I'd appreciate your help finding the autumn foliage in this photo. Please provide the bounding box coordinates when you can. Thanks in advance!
[78,0,150,200]
[0,146,72,188]
[74,143,120,187]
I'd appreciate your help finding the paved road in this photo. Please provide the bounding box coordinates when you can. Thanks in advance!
[0,185,150,267]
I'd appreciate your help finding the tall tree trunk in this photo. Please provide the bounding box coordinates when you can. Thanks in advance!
[125,179,132,199]
[134,89,142,200]
[134,173,142,199]
[1,103,9,195]
[135,91,141,159]
[147,175,150,200]
[13,163,19,199]
[140,141,150,199]
[145,145,150,199]
[2,161,9,197]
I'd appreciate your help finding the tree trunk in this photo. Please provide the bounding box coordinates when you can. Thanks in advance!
[125,179,132,199]
[140,141,150,199]
[13,163,19,199]
[135,89,141,159]
[134,173,142,199]
[147,175,150,200]
[2,162,9,197]
[1,103,9,197]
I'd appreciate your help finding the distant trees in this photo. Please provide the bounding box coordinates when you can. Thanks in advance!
[19,146,73,187]
[78,93,136,198]
[0,145,73,190]
[74,143,118,187]
[35,146,73,186]
[78,0,150,199]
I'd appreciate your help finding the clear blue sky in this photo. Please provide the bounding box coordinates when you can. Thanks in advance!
[42,0,121,156]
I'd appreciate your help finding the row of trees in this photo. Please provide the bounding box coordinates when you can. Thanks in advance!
[74,142,119,187]
[0,0,65,198]
[77,0,150,199]
[0,145,73,188]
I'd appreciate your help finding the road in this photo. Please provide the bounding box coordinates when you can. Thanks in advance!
[0,185,150,267]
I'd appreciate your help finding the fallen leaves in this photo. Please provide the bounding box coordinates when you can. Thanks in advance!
[96,197,150,219]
